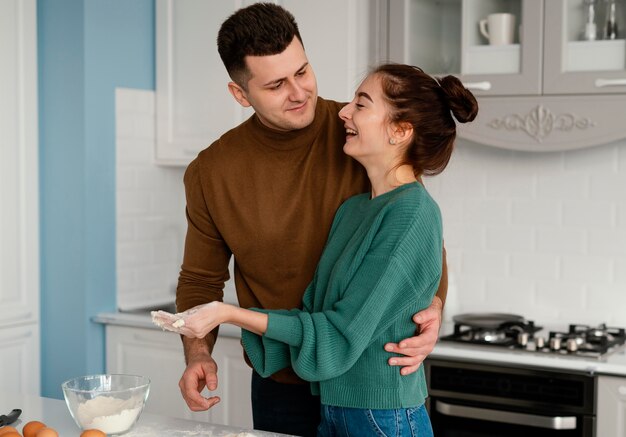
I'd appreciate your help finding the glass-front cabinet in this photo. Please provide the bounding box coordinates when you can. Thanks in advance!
[544,0,626,94]
[387,0,626,151]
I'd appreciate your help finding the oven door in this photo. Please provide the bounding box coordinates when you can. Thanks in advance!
[425,359,596,437]
[428,398,595,437]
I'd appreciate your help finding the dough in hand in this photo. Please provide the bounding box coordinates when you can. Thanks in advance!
[172,318,185,328]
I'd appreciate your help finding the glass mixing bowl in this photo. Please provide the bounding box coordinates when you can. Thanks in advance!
[62,374,150,435]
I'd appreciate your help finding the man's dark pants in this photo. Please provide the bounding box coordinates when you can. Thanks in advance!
[251,371,321,437]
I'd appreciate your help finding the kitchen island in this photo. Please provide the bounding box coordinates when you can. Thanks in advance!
[0,392,290,436]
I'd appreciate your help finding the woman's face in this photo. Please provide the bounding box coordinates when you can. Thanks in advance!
[339,74,393,164]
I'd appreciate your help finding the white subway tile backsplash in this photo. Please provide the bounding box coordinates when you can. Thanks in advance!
[115,117,136,140]
[564,143,619,173]
[116,168,136,190]
[116,191,152,216]
[485,173,535,198]
[485,226,533,252]
[442,223,484,250]
[586,283,626,325]
[536,173,588,200]
[535,279,585,310]
[485,277,535,310]
[587,230,626,256]
[117,139,154,164]
[612,257,626,282]
[132,217,173,240]
[511,200,561,225]
[134,114,156,140]
[535,226,586,254]
[589,174,626,200]
[438,171,486,198]
[116,219,135,241]
[133,90,156,115]
[116,88,187,311]
[463,199,510,224]
[561,255,612,282]
[510,253,559,280]
[510,149,565,173]
[461,251,509,277]
[562,201,615,227]
[116,241,155,266]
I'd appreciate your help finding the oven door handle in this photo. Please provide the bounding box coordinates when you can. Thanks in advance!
[435,400,577,430]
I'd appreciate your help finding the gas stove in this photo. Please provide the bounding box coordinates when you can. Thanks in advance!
[440,313,626,358]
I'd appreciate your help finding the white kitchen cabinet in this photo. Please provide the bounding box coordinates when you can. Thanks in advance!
[0,325,40,395]
[0,0,40,395]
[155,0,378,166]
[388,0,626,152]
[105,325,252,429]
[596,375,626,437]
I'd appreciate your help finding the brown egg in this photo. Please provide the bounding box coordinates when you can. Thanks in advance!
[22,421,46,437]
[80,430,106,437]
[0,426,19,436]
[0,432,21,437]
[34,428,57,437]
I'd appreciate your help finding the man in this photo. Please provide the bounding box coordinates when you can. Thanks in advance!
[176,3,446,436]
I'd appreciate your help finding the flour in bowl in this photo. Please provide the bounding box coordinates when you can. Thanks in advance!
[76,395,143,434]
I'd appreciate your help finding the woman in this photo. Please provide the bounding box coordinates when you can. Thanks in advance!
[154,64,477,436]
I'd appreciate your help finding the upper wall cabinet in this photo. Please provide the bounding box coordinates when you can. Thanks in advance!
[155,0,377,166]
[388,0,626,152]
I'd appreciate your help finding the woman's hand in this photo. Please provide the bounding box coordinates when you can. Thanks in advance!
[152,302,228,338]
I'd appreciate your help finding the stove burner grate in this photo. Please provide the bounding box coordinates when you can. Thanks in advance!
[441,318,626,358]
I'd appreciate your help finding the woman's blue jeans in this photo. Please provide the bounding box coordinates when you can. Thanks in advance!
[317,404,434,437]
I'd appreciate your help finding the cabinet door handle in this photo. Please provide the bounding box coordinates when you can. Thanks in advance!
[463,81,492,91]
[435,400,577,430]
[595,78,626,87]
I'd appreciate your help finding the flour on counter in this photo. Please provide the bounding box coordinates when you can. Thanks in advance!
[124,425,261,436]
[76,395,143,434]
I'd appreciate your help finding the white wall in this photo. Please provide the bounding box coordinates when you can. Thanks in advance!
[426,138,626,326]
[115,88,626,326]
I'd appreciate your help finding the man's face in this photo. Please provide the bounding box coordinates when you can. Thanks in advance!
[231,38,318,131]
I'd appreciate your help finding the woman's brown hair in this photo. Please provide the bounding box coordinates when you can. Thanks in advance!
[373,64,478,176]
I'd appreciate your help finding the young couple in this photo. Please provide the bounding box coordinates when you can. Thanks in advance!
[156,3,477,436]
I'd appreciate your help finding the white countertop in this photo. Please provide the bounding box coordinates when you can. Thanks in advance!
[95,311,626,377]
[0,393,290,436]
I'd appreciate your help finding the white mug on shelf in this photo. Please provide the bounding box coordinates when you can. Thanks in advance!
[479,13,516,45]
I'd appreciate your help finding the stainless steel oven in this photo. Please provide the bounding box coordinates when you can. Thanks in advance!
[425,359,596,437]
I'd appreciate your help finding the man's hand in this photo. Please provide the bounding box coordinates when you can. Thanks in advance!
[384,296,443,375]
[179,338,221,411]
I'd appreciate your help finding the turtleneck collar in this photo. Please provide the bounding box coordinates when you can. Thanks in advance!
[248,97,329,151]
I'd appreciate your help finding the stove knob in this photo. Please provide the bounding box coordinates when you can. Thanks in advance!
[566,338,579,352]
[535,337,545,349]
[517,332,529,347]
[550,337,562,350]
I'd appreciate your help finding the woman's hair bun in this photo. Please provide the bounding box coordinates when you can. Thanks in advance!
[439,75,479,123]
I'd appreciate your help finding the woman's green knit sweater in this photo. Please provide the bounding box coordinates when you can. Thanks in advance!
[241,181,442,409]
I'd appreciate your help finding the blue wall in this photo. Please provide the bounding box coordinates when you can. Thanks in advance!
[38,0,154,398]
